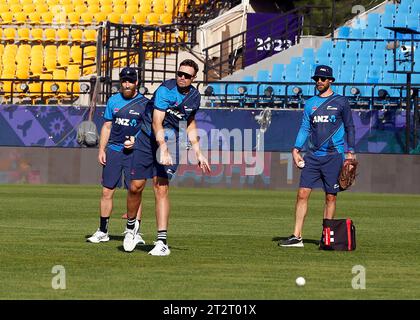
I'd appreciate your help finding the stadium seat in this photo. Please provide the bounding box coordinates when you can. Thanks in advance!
[13,12,28,24]
[83,29,97,42]
[57,28,70,42]
[44,28,56,42]
[134,12,147,24]
[41,12,54,24]
[17,28,30,41]
[70,45,82,63]
[28,12,42,24]
[80,12,94,25]
[0,12,14,24]
[121,13,134,25]
[3,28,17,41]
[70,29,83,42]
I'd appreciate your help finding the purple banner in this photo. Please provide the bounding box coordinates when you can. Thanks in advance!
[0,105,418,154]
[245,12,301,67]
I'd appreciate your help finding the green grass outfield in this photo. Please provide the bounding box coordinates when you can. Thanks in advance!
[0,184,419,300]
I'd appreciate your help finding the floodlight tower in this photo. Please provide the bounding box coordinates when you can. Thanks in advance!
[385,26,420,153]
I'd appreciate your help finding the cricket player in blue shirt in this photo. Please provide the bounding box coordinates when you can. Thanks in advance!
[280,65,356,247]
[122,59,211,255]
[87,67,149,245]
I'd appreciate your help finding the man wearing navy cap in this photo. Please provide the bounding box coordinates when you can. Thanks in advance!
[280,65,356,247]
[87,67,149,245]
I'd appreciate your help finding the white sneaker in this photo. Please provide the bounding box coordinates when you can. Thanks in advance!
[135,233,146,245]
[148,240,170,256]
[123,220,139,252]
[87,229,109,243]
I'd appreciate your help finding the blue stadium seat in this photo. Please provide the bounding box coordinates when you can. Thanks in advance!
[317,40,333,57]
[271,63,284,81]
[349,28,363,39]
[367,13,380,28]
[209,82,223,95]
[338,26,350,38]
[380,11,395,28]
[256,70,270,95]
[334,40,347,52]
[363,27,377,39]
[242,75,256,95]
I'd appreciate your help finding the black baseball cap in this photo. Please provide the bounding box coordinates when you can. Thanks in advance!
[312,65,335,82]
[119,67,137,83]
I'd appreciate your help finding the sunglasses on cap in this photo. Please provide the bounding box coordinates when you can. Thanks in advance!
[177,71,194,80]
[313,76,329,82]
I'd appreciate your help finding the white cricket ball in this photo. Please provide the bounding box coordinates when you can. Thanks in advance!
[296,277,306,287]
[123,140,131,147]
[297,160,305,168]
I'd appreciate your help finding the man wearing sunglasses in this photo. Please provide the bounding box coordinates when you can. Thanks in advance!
[280,65,356,248]
[123,59,211,255]
[87,67,149,245]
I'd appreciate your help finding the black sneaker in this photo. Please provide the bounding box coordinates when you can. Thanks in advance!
[279,235,304,247]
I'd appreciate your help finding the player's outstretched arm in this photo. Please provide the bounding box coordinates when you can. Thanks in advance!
[187,118,211,173]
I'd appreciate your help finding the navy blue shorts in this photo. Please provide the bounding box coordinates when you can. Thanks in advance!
[101,147,133,189]
[131,132,179,180]
[299,153,344,194]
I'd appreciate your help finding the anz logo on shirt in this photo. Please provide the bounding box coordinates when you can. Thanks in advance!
[312,115,337,123]
[115,118,138,127]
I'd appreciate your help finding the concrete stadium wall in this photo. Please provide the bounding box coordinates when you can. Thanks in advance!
[1,146,419,194]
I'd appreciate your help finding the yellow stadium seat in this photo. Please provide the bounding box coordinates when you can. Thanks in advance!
[99,0,112,6]
[153,4,165,14]
[70,45,82,63]
[30,28,44,42]
[52,69,67,95]
[30,44,44,56]
[46,0,59,5]
[57,45,71,65]
[80,12,93,25]
[111,0,124,6]
[87,5,100,14]
[70,29,83,42]
[10,4,23,13]
[121,13,133,25]
[28,12,41,24]
[44,56,57,72]
[147,12,160,25]
[84,45,96,60]
[17,27,30,41]
[41,11,54,24]
[93,12,107,24]
[87,0,100,5]
[75,5,88,14]
[22,4,36,14]
[139,3,151,14]
[113,5,125,14]
[30,58,44,76]
[82,29,97,42]
[39,73,54,99]
[72,0,84,6]
[13,12,27,24]
[160,12,172,24]
[57,28,70,42]
[16,44,31,59]
[62,4,75,13]
[59,0,72,5]
[16,65,30,79]
[165,0,174,12]
[20,0,34,5]
[0,12,14,24]
[108,12,120,23]
[35,4,49,14]
[44,28,56,42]
[133,12,146,24]
[126,4,138,13]
[67,12,81,25]
[126,0,139,7]
[3,28,17,41]
[100,5,113,15]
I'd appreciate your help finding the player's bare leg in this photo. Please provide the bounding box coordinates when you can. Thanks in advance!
[323,193,337,219]
[293,187,312,238]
